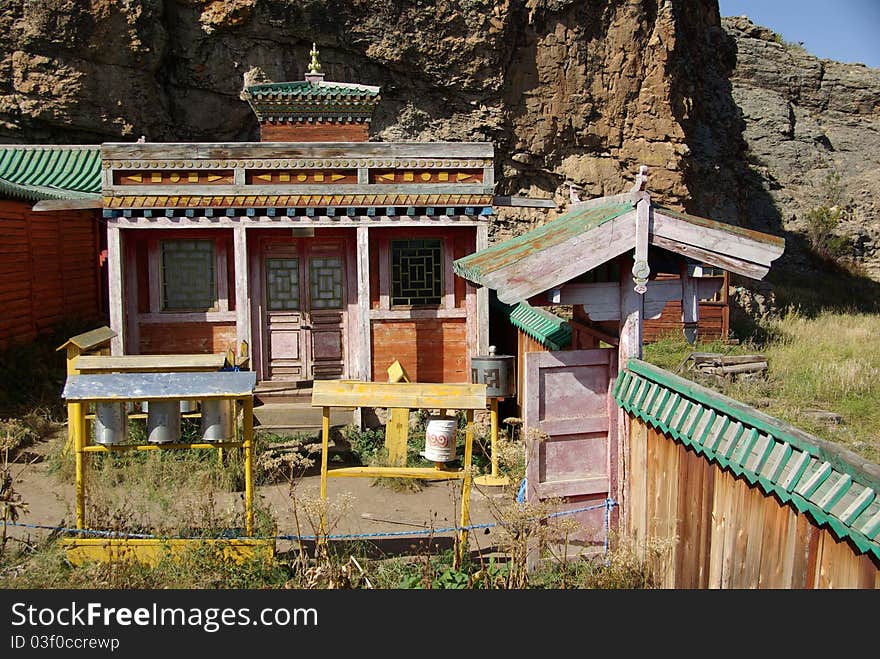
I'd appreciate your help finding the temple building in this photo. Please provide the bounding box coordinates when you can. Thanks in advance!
[99,46,493,385]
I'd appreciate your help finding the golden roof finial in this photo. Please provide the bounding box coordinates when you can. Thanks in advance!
[308,42,322,74]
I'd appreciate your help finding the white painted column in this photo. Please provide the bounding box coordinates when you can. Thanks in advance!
[356,226,371,381]
[476,222,489,356]
[106,223,125,356]
[233,225,251,353]
[681,261,699,345]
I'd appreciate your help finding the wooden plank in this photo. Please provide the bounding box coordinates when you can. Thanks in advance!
[233,225,251,350]
[62,371,256,401]
[628,419,648,555]
[495,213,637,305]
[74,353,226,373]
[739,481,767,588]
[649,233,769,280]
[107,226,125,355]
[696,458,715,588]
[759,495,789,588]
[356,226,371,381]
[102,141,495,161]
[708,470,731,588]
[326,466,464,480]
[311,380,486,410]
[31,198,103,212]
[58,326,116,352]
[476,222,489,356]
[537,416,609,436]
[651,210,784,270]
[536,476,609,498]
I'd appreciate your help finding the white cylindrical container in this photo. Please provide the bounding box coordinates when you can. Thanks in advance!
[94,401,128,445]
[423,415,457,462]
[146,400,181,444]
[201,399,233,442]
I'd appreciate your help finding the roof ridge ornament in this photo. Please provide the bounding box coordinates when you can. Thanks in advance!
[305,42,325,83]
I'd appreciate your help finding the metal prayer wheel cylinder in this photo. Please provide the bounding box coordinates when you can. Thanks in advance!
[201,399,233,441]
[146,400,181,444]
[93,401,128,445]
[470,346,515,398]
[179,399,199,414]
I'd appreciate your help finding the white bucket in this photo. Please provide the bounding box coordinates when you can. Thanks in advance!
[424,415,457,462]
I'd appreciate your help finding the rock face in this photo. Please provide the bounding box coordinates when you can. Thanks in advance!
[0,1,735,229]
[723,16,880,279]
[1,2,876,279]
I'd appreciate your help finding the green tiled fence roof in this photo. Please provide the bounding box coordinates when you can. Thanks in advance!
[491,297,571,351]
[0,146,101,201]
[614,358,880,560]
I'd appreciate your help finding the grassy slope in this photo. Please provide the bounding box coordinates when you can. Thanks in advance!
[643,310,880,464]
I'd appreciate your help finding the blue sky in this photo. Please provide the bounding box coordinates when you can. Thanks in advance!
[718,0,880,68]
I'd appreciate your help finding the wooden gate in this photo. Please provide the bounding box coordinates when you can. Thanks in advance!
[523,348,618,562]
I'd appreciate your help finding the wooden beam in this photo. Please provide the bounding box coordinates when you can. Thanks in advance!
[107,226,125,355]
[632,194,650,294]
[618,258,643,364]
[102,141,495,161]
[681,261,699,345]
[495,211,637,305]
[476,223,489,356]
[356,226,371,381]
[649,233,770,280]
[492,196,557,208]
[233,225,250,351]
[311,380,487,410]
[31,198,103,212]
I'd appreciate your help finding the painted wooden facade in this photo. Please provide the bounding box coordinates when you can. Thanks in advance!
[616,359,880,588]
[454,167,786,570]
[0,147,105,350]
[100,60,492,385]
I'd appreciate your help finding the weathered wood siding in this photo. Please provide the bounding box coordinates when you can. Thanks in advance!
[0,200,103,349]
[259,122,370,143]
[643,272,729,343]
[371,318,467,382]
[626,421,879,588]
[139,321,236,354]
[643,300,727,343]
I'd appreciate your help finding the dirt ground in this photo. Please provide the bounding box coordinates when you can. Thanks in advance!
[5,427,518,559]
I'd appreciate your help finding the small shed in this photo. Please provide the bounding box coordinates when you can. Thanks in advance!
[453,167,785,559]
[0,146,105,349]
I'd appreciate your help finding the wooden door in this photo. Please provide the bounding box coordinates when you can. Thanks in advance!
[523,348,617,562]
[305,244,345,380]
[262,240,346,382]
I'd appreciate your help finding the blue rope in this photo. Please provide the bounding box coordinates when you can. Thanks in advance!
[4,499,618,543]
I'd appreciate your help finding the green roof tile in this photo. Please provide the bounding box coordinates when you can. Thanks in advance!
[614,358,880,561]
[0,146,101,201]
[490,296,571,351]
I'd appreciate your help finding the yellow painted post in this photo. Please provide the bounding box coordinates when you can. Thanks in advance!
[320,405,331,536]
[385,359,410,466]
[64,347,81,455]
[474,398,510,486]
[74,400,87,529]
[242,396,254,536]
[457,408,475,567]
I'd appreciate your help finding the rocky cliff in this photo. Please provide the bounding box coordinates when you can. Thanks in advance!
[1,1,877,283]
[722,16,880,281]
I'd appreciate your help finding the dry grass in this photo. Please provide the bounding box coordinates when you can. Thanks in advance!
[645,309,880,463]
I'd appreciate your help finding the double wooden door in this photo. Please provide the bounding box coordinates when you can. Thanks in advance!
[261,239,346,382]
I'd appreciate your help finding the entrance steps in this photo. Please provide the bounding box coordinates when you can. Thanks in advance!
[252,381,355,437]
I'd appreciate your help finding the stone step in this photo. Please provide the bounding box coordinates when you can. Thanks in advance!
[252,401,355,430]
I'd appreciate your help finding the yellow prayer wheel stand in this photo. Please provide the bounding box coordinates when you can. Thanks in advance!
[475,397,510,487]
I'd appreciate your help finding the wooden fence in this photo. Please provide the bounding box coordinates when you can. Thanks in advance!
[627,423,879,588]
[616,359,880,589]
[0,200,104,350]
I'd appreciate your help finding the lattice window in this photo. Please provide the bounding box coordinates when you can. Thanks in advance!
[266,258,300,310]
[161,240,216,311]
[309,256,343,309]
[391,239,442,306]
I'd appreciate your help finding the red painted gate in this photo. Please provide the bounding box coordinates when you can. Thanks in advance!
[523,348,618,564]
